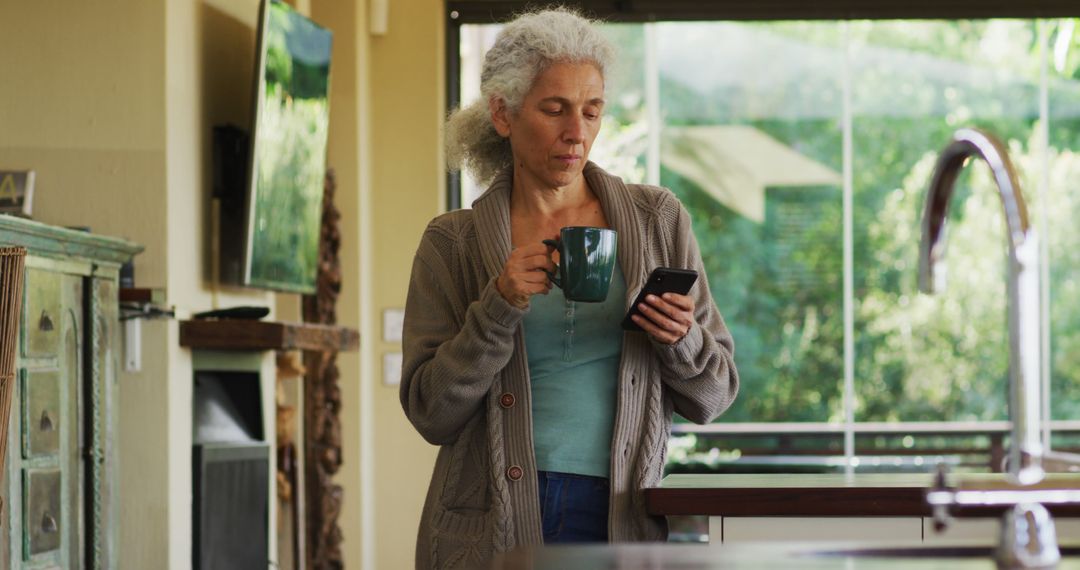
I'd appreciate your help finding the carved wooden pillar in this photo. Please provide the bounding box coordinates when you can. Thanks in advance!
[302,169,345,569]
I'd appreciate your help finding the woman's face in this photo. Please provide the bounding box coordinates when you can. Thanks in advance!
[493,61,605,191]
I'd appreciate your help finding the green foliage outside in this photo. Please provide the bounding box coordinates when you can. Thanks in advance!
[467,19,1080,441]
[595,20,1080,426]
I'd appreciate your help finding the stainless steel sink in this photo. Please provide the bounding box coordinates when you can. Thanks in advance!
[809,546,1080,559]
[816,546,1071,557]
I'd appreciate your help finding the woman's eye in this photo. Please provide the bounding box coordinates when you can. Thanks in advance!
[542,108,560,116]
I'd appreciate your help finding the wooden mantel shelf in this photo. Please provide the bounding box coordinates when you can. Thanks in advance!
[179,319,360,352]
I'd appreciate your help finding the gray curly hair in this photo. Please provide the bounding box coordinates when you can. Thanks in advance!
[445,7,615,185]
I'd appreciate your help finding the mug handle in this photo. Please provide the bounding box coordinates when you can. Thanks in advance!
[541,239,561,288]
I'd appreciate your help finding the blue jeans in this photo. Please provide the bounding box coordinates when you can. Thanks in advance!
[537,470,610,543]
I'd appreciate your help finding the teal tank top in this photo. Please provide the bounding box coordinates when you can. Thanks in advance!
[524,265,626,478]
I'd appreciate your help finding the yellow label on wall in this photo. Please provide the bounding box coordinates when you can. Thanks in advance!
[0,170,34,217]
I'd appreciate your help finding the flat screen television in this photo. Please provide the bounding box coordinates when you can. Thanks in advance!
[223,0,333,293]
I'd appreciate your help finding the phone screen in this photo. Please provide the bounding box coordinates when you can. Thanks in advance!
[621,267,699,331]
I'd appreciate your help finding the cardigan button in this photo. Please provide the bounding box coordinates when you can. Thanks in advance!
[499,393,516,408]
[506,465,523,481]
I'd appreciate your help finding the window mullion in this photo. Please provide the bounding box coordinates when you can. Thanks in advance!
[645,23,661,187]
[1038,19,1052,449]
[842,21,856,475]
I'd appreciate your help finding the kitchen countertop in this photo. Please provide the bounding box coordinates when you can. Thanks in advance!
[491,541,1080,569]
[645,473,1080,517]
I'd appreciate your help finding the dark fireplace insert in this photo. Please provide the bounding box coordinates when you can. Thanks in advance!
[192,370,270,570]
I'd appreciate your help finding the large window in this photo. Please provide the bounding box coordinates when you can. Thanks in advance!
[454,16,1080,473]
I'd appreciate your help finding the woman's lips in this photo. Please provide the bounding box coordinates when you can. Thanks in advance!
[555,155,581,165]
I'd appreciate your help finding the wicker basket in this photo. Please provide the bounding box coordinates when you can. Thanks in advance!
[0,247,27,515]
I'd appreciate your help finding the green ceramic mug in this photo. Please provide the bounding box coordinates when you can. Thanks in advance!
[542,226,618,303]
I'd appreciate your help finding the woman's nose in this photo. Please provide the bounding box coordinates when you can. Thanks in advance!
[562,116,585,144]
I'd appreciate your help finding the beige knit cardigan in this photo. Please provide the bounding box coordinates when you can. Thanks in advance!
[400,162,739,569]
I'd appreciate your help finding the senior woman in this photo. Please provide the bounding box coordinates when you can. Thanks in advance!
[400,7,738,568]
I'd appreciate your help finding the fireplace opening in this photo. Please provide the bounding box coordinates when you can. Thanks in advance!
[193,371,270,569]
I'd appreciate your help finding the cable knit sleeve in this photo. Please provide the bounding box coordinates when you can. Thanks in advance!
[399,219,525,445]
[650,192,740,424]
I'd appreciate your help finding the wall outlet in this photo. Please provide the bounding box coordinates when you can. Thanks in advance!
[383,352,403,386]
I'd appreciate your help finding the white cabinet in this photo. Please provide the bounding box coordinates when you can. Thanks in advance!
[710,515,1080,545]
[718,517,921,543]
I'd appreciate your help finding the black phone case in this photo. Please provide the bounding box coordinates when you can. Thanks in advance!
[621,267,699,331]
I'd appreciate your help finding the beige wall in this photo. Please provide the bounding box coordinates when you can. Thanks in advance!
[365,0,445,567]
[0,1,168,284]
[308,0,371,568]
[1,0,445,567]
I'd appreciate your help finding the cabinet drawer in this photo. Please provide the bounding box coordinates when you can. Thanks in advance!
[22,468,61,558]
[721,516,923,543]
[22,269,60,358]
[21,370,60,458]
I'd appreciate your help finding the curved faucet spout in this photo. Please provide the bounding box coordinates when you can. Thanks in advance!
[919,129,1031,294]
[919,128,1044,485]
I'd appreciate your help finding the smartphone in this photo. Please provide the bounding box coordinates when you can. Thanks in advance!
[621,267,699,332]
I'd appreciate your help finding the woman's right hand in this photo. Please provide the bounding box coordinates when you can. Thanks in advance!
[496,243,555,309]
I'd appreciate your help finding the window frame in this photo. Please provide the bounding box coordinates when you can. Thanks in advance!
[444,1,1077,209]
[447,0,1079,23]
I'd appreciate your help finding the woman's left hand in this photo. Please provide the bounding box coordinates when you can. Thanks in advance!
[631,293,696,345]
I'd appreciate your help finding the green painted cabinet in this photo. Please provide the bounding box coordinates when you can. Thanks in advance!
[0,216,141,569]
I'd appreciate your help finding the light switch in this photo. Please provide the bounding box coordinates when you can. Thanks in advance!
[382,308,405,342]
[383,352,403,386]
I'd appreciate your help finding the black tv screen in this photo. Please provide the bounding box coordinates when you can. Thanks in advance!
[244,0,332,293]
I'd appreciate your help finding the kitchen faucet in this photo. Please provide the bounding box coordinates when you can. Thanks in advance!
[919,127,1043,486]
[920,128,1080,568]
